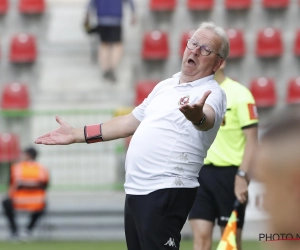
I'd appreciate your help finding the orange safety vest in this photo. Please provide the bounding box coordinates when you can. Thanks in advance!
[9,161,49,212]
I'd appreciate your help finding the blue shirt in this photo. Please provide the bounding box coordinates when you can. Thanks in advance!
[89,0,135,26]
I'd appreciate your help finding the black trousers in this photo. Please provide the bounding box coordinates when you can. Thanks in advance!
[124,188,197,250]
[189,165,246,228]
[2,198,45,235]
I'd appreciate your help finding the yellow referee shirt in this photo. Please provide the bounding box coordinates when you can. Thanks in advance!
[204,77,258,167]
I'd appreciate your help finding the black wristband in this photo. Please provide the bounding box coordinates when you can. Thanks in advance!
[192,114,206,126]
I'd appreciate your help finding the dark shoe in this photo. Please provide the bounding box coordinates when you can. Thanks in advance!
[103,70,110,79]
[108,70,117,82]
[103,70,117,83]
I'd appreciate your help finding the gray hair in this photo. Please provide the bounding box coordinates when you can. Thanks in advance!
[196,21,230,60]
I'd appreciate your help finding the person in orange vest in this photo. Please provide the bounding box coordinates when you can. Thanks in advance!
[2,147,49,240]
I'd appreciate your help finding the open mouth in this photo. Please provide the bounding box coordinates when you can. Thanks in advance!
[188,58,196,66]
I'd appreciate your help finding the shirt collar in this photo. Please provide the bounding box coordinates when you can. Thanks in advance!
[172,72,214,88]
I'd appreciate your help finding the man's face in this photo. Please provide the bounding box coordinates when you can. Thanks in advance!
[181,28,223,82]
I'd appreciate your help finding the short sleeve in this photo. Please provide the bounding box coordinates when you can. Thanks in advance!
[235,90,258,128]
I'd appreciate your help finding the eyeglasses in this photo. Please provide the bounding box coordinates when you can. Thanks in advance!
[186,39,222,58]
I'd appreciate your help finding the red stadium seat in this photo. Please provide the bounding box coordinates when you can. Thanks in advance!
[150,0,176,11]
[187,0,214,11]
[18,0,45,14]
[225,0,252,10]
[226,28,245,58]
[286,77,300,104]
[179,30,195,57]
[294,29,300,56]
[135,80,159,106]
[0,0,9,14]
[262,0,289,8]
[9,33,37,63]
[256,28,283,57]
[0,133,21,162]
[142,31,169,60]
[249,77,277,107]
[1,82,30,109]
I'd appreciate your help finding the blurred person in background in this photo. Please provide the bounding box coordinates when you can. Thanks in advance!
[84,0,136,82]
[35,21,228,250]
[2,147,49,241]
[255,111,300,250]
[188,61,258,250]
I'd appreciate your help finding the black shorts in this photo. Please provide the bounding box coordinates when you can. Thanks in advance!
[188,164,246,229]
[96,25,122,43]
[124,188,197,250]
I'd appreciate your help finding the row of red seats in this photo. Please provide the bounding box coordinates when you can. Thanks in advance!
[1,77,299,158]
[142,28,300,60]
[1,77,300,111]
[0,133,20,162]
[0,0,45,14]
[1,77,299,160]
[1,0,295,13]
[150,0,297,11]
[0,33,37,63]
[134,77,300,107]
[3,28,300,63]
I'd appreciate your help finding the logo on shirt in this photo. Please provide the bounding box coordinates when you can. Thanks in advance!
[173,166,185,175]
[173,177,184,186]
[178,95,189,106]
[175,153,189,162]
[164,238,177,247]
[248,103,258,120]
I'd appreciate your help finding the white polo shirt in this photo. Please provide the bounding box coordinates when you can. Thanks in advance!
[124,72,227,195]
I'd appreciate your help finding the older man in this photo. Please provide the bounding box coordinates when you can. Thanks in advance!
[35,21,229,250]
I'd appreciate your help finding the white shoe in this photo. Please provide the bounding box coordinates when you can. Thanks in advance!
[19,230,33,242]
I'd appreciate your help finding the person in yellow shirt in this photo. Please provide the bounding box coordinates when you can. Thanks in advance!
[2,147,49,241]
[189,61,259,250]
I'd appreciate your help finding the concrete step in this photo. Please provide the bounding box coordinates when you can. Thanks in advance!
[0,191,268,241]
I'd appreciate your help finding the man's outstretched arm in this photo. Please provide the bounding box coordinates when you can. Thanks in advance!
[35,113,140,145]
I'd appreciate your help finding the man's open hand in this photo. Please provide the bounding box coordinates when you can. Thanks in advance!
[35,115,75,145]
[179,90,211,124]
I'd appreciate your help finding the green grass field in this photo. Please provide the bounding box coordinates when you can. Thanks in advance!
[0,240,263,250]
